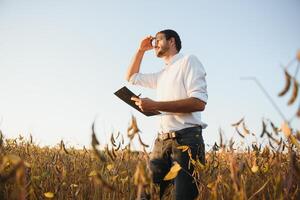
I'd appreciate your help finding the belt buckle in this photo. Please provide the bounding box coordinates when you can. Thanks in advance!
[162,133,169,140]
[169,131,176,139]
[159,131,176,141]
[166,131,176,141]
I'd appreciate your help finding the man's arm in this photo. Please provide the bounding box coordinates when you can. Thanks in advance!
[131,97,206,113]
[125,36,154,81]
[155,97,206,112]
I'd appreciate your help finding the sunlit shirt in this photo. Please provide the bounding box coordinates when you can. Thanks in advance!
[129,53,208,133]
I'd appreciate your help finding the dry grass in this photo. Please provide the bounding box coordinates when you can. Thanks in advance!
[0,119,299,200]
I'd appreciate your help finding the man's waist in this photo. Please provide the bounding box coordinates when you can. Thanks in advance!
[158,116,208,132]
[158,126,202,141]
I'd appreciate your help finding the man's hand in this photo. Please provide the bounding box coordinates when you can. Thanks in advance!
[131,96,158,112]
[138,36,154,52]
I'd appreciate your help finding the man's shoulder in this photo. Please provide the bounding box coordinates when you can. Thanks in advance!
[180,54,203,67]
[180,54,206,75]
[183,54,200,61]
[179,54,201,65]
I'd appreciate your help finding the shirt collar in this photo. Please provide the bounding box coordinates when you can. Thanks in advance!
[164,53,183,66]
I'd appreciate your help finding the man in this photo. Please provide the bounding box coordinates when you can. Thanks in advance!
[125,29,207,200]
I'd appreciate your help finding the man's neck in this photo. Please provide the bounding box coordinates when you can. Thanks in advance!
[162,50,178,64]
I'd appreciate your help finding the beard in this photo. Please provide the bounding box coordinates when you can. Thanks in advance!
[156,45,170,57]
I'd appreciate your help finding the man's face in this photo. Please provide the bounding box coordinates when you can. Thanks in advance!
[154,33,170,57]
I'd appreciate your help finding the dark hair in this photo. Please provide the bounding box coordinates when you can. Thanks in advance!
[158,29,182,52]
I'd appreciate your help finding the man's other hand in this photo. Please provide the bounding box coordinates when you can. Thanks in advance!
[131,96,157,112]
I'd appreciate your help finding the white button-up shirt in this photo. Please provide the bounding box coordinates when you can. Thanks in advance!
[129,53,208,133]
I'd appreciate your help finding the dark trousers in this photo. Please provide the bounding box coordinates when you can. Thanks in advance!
[149,127,205,200]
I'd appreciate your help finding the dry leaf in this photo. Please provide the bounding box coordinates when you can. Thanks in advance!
[207,181,215,189]
[163,162,181,181]
[177,145,189,152]
[106,164,114,171]
[88,170,97,177]
[70,184,78,188]
[242,122,250,135]
[44,192,54,198]
[251,165,259,173]
[278,70,291,96]
[231,117,244,127]
[281,122,291,137]
[287,78,299,105]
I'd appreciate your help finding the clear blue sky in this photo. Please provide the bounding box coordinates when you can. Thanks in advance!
[0,0,299,149]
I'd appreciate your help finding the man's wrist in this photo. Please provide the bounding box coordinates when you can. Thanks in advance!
[137,48,145,54]
[153,101,161,111]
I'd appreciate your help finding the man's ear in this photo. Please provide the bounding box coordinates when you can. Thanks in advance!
[169,37,176,47]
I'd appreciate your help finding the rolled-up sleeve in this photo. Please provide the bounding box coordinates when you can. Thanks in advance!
[128,71,161,89]
[183,55,208,103]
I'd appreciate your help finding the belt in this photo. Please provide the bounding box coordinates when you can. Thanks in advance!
[158,126,202,141]
[158,131,176,141]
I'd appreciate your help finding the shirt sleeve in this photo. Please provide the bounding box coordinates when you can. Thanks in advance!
[183,55,208,103]
[128,71,161,89]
